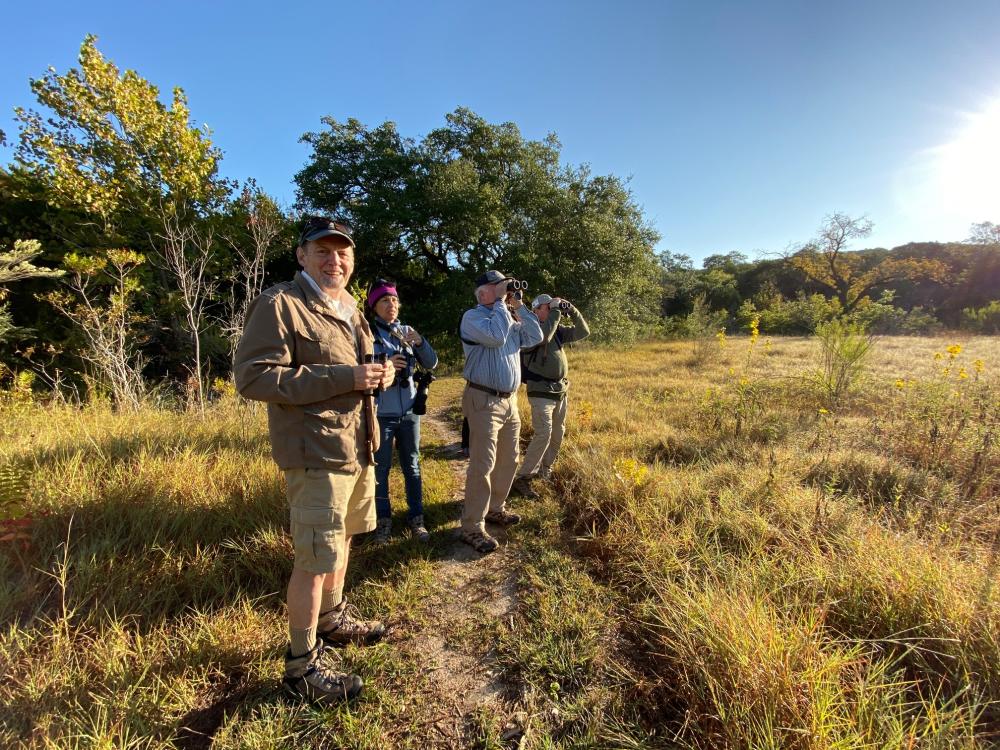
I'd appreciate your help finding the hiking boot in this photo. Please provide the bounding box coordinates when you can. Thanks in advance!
[372,517,392,545]
[408,514,430,542]
[283,642,363,705]
[485,509,521,527]
[510,475,539,499]
[459,528,500,554]
[317,598,387,647]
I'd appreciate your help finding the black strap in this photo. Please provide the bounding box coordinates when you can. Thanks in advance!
[466,381,512,398]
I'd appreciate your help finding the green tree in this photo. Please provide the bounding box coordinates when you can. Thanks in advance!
[13,35,228,235]
[295,108,661,350]
[0,239,64,342]
[11,35,234,396]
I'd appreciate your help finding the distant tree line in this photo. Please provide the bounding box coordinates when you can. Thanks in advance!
[661,214,1000,336]
[1,37,997,407]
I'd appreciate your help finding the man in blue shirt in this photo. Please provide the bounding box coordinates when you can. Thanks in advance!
[459,270,543,553]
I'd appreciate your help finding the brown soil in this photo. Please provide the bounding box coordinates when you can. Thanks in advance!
[395,404,525,749]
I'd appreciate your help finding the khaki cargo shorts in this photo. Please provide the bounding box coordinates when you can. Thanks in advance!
[285,465,376,574]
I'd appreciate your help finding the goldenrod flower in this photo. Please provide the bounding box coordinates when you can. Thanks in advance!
[973,359,984,374]
[947,344,962,356]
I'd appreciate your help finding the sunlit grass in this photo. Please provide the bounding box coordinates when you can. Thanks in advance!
[2,335,998,747]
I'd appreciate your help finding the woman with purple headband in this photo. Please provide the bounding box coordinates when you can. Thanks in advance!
[366,279,439,544]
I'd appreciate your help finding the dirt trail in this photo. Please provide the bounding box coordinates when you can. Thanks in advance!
[395,403,524,749]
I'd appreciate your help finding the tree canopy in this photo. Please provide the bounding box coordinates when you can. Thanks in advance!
[295,108,662,350]
[12,35,229,236]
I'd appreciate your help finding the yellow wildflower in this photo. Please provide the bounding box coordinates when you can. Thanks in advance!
[973,359,984,374]
[614,457,648,487]
[947,344,962,356]
[958,368,968,380]
[894,379,906,389]
[818,407,829,414]
[934,352,943,361]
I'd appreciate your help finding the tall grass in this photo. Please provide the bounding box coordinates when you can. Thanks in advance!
[2,336,998,747]
[542,336,999,747]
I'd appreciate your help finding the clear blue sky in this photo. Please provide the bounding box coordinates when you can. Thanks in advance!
[3,0,999,263]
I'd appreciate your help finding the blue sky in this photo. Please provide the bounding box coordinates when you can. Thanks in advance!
[2,0,999,263]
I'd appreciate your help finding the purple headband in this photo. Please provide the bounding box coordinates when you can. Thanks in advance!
[366,282,398,309]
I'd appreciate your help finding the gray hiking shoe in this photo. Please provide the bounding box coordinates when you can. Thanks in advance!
[318,598,387,647]
[283,642,363,705]
[372,517,392,545]
[408,514,430,542]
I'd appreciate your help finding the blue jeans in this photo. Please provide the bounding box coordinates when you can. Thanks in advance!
[374,413,424,521]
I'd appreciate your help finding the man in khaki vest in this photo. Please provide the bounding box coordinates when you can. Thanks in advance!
[234,216,394,705]
[511,294,590,498]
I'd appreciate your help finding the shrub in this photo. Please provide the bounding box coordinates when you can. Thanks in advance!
[811,318,874,407]
[685,294,728,364]
[851,291,942,334]
[962,300,1000,333]
[739,292,841,335]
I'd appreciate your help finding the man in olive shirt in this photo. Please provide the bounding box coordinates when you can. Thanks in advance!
[512,294,590,497]
[234,216,394,705]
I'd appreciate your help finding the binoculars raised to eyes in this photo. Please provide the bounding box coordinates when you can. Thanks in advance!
[505,278,528,300]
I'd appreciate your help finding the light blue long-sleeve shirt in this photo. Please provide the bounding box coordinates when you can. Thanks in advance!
[461,302,543,393]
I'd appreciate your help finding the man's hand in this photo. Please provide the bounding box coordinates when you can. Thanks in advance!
[353,364,390,391]
[549,297,563,308]
[507,292,523,311]
[390,353,407,371]
[379,362,395,389]
[402,328,423,346]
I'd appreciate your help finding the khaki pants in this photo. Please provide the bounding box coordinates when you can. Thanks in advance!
[518,394,568,479]
[285,465,376,574]
[461,386,520,533]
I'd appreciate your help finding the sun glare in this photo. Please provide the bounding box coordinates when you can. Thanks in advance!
[897,95,1000,236]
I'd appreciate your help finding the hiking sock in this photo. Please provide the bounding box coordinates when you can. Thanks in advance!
[328,577,346,612]
[289,625,317,658]
[320,587,341,615]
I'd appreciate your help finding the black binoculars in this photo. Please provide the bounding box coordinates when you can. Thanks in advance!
[506,278,528,300]
[412,370,436,416]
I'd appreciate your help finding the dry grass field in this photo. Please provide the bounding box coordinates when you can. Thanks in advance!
[1,334,998,748]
